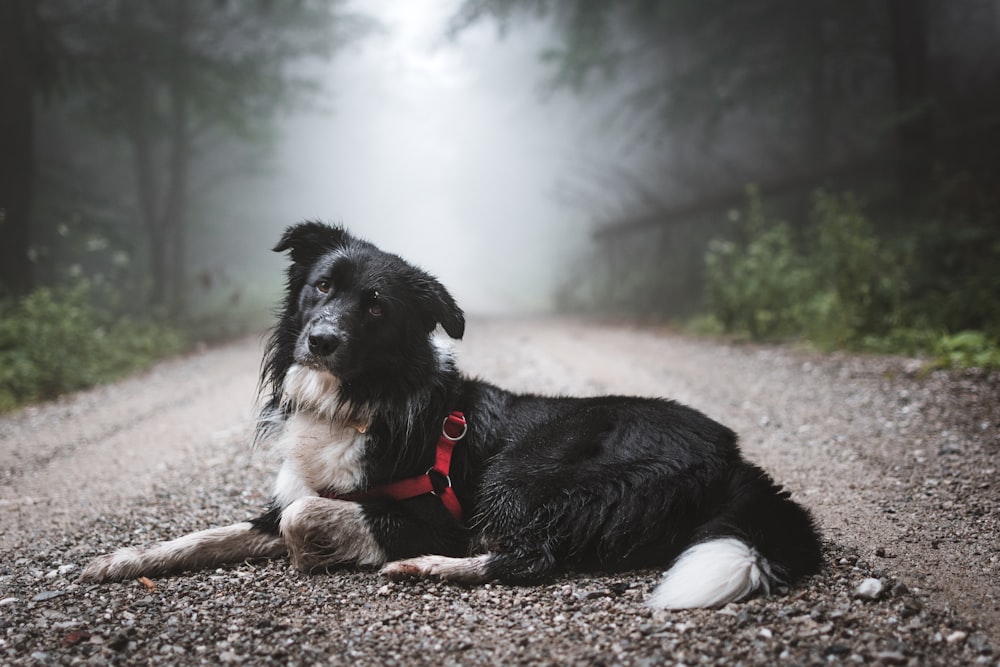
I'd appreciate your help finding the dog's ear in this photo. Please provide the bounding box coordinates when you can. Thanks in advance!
[417,275,465,340]
[273,221,347,265]
[434,284,465,340]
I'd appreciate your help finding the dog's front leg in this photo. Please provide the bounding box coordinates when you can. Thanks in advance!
[280,497,386,573]
[80,522,286,582]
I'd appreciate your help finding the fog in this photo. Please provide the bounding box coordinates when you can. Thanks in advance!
[11,0,996,339]
[241,0,618,315]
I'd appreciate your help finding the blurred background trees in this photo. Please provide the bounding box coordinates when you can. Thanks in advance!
[457,0,1000,350]
[11,0,362,313]
[0,0,366,408]
[0,0,58,298]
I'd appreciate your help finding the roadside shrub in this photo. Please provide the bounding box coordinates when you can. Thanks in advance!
[703,187,902,346]
[864,329,1000,369]
[907,173,1000,338]
[705,225,815,340]
[704,187,818,340]
[806,190,906,347]
[0,284,186,412]
[702,187,1000,368]
[859,327,942,358]
[931,330,1000,369]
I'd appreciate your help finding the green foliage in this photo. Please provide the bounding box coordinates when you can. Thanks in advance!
[858,328,942,358]
[28,0,373,316]
[704,224,813,341]
[863,329,1000,369]
[905,173,1000,337]
[706,187,821,340]
[0,284,186,412]
[704,187,889,343]
[703,188,1000,368]
[930,331,1000,370]
[806,190,906,347]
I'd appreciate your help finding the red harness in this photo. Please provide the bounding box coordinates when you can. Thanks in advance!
[320,411,466,522]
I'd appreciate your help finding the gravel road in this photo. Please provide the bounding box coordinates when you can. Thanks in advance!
[1,318,998,665]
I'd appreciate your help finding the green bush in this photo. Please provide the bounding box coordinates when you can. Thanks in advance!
[859,327,942,357]
[807,190,906,347]
[931,330,1000,369]
[705,225,815,340]
[705,187,819,341]
[702,187,1000,368]
[907,173,1000,337]
[0,284,186,412]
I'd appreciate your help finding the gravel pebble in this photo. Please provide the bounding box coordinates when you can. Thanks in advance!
[856,577,885,600]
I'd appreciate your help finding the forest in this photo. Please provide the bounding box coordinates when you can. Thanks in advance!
[456,0,1000,363]
[0,0,367,409]
[1,0,999,410]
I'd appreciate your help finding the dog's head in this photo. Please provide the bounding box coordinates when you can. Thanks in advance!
[270,222,464,397]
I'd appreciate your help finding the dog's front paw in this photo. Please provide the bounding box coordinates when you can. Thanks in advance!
[280,497,386,572]
[380,554,492,584]
[79,548,144,583]
[379,560,425,580]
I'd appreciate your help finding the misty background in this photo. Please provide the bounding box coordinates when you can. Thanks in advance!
[2,0,1000,409]
[244,0,610,313]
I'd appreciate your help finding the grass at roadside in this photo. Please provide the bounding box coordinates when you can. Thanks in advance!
[0,284,187,413]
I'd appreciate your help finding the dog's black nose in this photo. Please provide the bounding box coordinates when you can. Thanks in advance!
[308,330,340,357]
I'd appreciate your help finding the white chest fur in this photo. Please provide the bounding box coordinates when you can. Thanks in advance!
[271,412,369,509]
[269,364,370,510]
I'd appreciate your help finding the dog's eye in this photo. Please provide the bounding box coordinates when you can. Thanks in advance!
[368,291,383,317]
[315,279,332,294]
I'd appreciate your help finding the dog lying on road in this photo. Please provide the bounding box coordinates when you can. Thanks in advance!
[82,222,822,609]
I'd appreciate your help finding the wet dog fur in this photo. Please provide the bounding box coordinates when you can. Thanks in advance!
[81,222,822,609]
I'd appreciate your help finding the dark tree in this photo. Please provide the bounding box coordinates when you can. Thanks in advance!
[888,0,932,199]
[454,1,898,227]
[63,0,361,314]
[0,1,57,297]
[2,0,366,313]
[456,0,1000,326]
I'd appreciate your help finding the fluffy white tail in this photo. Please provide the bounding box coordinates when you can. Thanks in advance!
[647,537,773,609]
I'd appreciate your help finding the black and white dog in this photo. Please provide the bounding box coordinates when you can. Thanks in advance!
[82,222,822,609]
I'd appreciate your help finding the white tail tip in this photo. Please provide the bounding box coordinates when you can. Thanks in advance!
[647,537,771,610]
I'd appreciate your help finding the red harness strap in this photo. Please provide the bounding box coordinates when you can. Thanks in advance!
[321,411,466,522]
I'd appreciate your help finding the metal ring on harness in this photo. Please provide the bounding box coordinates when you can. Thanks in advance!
[425,467,452,496]
[441,415,468,441]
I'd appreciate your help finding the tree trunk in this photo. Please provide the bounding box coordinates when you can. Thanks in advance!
[795,9,833,229]
[888,0,933,200]
[117,0,169,311]
[127,107,170,310]
[0,1,39,297]
[164,0,192,317]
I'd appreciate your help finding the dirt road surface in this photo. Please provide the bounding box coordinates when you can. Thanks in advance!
[2,319,998,665]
